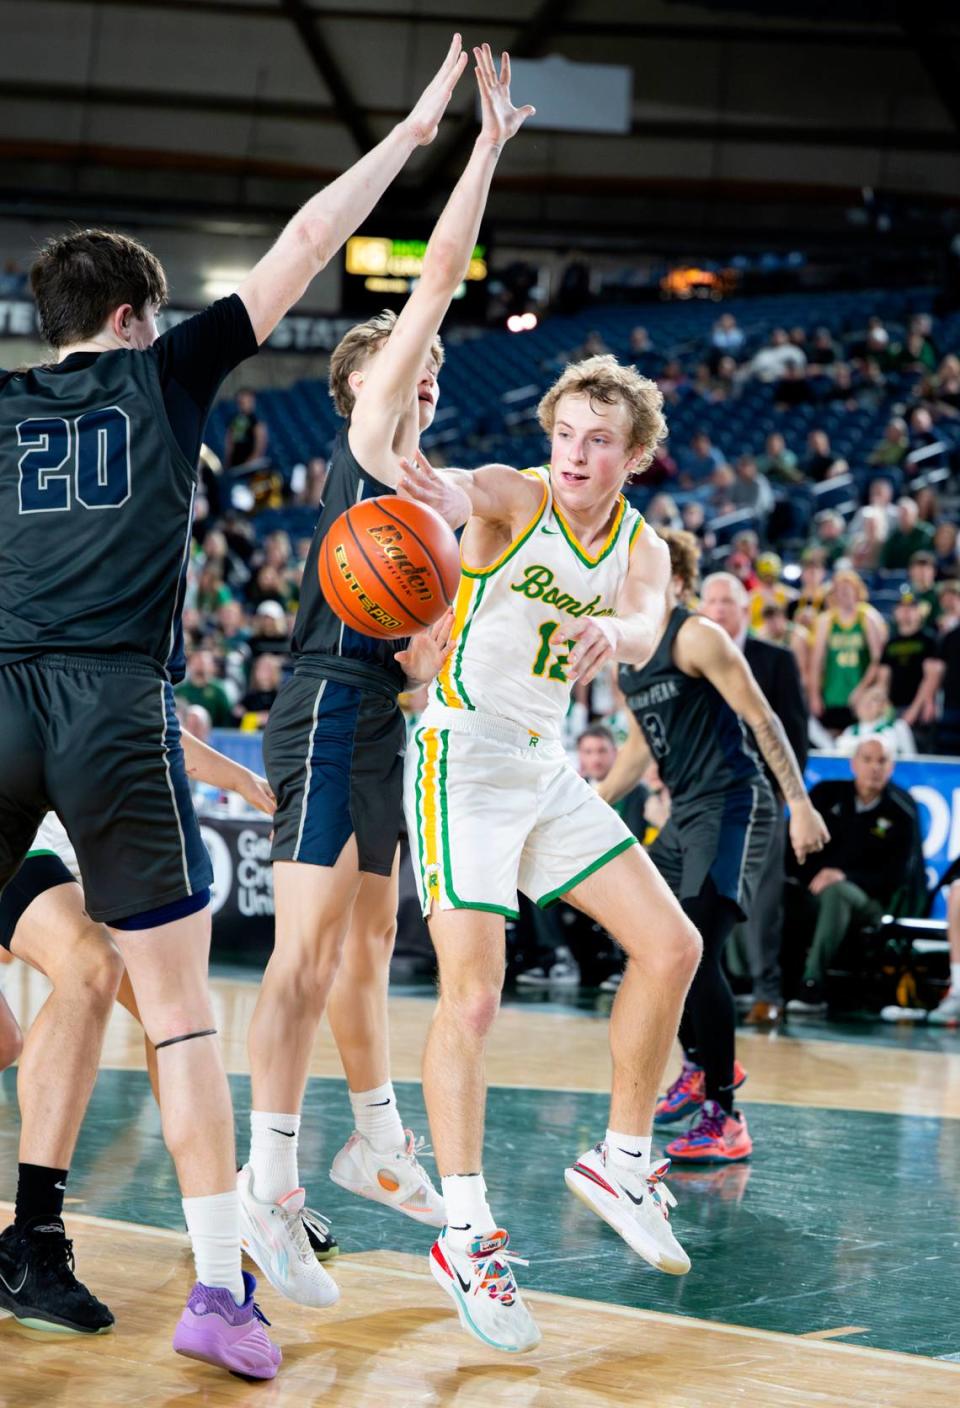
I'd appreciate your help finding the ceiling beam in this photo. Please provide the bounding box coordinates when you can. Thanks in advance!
[278,0,377,153]
[897,1,960,133]
[417,0,574,198]
[35,0,930,48]
[5,81,959,156]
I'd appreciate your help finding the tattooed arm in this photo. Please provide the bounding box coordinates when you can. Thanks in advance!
[674,615,829,862]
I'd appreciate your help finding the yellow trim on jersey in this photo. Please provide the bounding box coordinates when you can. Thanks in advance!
[553,495,627,568]
[435,575,480,709]
[419,728,442,903]
[628,515,646,552]
[461,479,549,579]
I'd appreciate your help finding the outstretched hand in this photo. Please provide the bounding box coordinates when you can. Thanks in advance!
[474,43,536,147]
[403,34,469,147]
[398,448,472,531]
[395,608,456,686]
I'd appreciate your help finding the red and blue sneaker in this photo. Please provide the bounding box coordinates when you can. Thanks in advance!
[654,1059,746,1125]
[665,1100,752,1164]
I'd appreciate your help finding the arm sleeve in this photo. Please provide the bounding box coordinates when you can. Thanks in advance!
[154,295,259,411]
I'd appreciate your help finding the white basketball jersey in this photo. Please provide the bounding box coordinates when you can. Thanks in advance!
[430,467,644,739]
[29,813,81,881]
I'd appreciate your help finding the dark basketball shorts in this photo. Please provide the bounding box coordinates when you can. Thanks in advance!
[0,655,212,925]
[263,668,405,876]
[0,852,77,950]
[648,781,778,921]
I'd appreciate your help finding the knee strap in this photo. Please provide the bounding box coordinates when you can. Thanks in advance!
[155,1028,217,1050]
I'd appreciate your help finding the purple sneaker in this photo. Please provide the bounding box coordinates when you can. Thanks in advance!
[173,1271,281,1379]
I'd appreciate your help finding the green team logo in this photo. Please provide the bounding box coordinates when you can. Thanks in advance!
[509,564,616,618]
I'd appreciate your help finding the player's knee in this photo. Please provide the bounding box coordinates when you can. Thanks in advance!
[0,1020,23,1071]
[345,920,397,974]
[69,927,125,1008]
[440,980,501,1040]
[654,915,702,987]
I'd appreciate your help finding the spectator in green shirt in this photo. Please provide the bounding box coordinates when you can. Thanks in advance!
[881,497,935,570]
[757,431,803,485]
[174,648,235,728]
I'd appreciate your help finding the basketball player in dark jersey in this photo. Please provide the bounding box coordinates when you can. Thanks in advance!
[0,35,468,1369]
[601,530,828,1162]
[240,47,535,1304]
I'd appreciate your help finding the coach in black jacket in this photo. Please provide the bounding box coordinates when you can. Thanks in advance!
[700,573,809,1025]
[788,735,919,1009]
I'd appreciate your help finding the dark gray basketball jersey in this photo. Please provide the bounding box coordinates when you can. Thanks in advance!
[0,295,257,680]
[0,349,197,672]
[292,428,406,689]
[619,606,761,807]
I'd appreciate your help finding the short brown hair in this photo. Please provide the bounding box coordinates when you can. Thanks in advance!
[30,228,167,349]
[328,309,444,419]
[537,355,667,474]
[658,528,701,598]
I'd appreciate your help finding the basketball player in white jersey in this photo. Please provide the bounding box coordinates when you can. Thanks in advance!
[396,357,703,1352]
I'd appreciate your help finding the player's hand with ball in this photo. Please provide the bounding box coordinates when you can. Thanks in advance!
[395,609,456,686]
[474,43,536,150]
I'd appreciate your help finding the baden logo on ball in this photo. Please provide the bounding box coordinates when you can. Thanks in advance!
[319,496,461,639]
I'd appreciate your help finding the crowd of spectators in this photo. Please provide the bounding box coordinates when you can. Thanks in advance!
[182,295,960,1022]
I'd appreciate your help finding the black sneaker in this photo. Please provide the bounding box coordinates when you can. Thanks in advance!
[301,1205,339,1262]
[0,1218,114,1333]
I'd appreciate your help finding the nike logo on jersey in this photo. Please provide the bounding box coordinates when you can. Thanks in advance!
[540,526,559,534]
[270,1128,296,1138]
[0,1266,27,1295]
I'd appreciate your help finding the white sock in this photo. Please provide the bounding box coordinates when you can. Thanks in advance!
[605,1129,652,1184]
[349,1082,406,1154]
[183,1190,245,1303]
[951,961,960,993]
[441,1174,495,1250]
[249,1110,301,1204]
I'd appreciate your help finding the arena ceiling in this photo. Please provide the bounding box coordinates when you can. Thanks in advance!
[1,0,960,252]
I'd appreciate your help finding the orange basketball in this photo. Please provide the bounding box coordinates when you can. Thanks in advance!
[318,495,461,639]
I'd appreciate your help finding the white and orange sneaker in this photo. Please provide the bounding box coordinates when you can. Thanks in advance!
[430,1227,541,1353]
[564,1144,690,1275]
[237,1165,339,1309]
[329,1129,445,1227]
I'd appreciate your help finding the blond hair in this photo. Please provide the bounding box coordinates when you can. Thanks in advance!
[537,355,667,474]
[658,528,701,599]
[328,309,445,419]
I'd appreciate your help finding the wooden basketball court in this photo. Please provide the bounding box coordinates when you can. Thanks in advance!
[2,964,959,1405]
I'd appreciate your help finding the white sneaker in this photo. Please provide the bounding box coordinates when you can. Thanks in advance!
[237,1165,339,1308]
[515,959,580,988]
[429,1227,541,1353]
[929,991,960,1026]
[564,1144,691,1276]
[329,1129,445,1227]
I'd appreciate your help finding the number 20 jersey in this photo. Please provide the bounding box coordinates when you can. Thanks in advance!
[429,466,644,740]
[0,350,196,673]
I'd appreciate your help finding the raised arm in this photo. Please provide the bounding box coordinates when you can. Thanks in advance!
[236,36,468,344]
[676,615,829,861]
[349,45,534,480]
[597,711,652,806]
